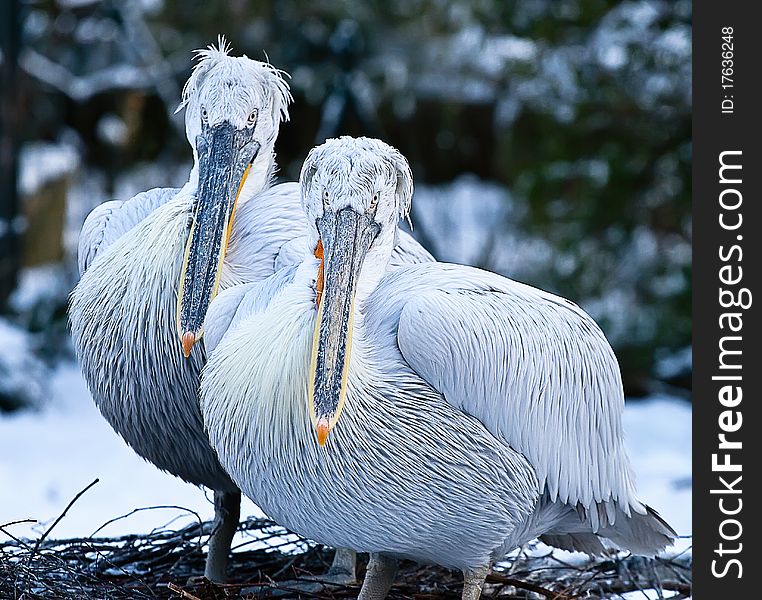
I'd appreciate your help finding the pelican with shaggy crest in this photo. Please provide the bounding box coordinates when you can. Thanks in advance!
[200,136,676,599]
[69,42,432,582]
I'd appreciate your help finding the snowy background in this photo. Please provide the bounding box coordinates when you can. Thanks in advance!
[1,0,690,563]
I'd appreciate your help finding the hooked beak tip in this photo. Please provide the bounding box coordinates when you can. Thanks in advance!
[181,332,196,358]
[316,417,330,447]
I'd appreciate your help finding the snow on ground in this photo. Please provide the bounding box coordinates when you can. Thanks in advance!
[622,393,692,552]
[620,591,682,600]
[0,362,691,557]
[0,363,266,543]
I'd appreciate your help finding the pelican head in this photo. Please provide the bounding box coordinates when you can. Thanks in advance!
[176,37,292,356]
[300,136,413,445]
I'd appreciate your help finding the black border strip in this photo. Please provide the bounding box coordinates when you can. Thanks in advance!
[693,2,761,597]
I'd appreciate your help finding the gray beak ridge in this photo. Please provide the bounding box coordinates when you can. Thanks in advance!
[176,121,260,356]
[309,207,380,445]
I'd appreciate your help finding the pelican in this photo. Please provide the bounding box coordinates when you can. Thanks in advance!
[200,136,676,600]
[68,42,432,582]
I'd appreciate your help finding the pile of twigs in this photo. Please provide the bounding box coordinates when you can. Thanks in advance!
[1,515,691,600]
[1,480,691,600]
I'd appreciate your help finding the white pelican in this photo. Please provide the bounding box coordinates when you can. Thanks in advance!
[68,41,432,583]
[200,136,676,599]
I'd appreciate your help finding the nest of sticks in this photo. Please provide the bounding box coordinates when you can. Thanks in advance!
[1,518,691,600]
[1,480,691,600]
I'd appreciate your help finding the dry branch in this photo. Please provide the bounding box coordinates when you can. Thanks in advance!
[1,511,691,600]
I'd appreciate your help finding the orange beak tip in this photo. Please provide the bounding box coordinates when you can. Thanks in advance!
[181,332,196,358]
[316,418,330,447]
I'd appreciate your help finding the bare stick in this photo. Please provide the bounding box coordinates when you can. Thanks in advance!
[32,478,99,555]
[167,582,203,599]
[89,504,203,539]
[0,518,36,530]
[0,526,33,550]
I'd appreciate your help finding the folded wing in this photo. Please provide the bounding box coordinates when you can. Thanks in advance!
[391,263,640,522]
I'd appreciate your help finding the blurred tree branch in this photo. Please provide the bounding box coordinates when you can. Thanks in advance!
[20,48,154,101]
[19,1,183,127]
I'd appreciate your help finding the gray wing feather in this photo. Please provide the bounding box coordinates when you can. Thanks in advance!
[78,187,181,275]
[387,263,639,516]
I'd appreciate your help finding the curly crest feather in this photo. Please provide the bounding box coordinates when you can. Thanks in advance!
[175,35,292,129]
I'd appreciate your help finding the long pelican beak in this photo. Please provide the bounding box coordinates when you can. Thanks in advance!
[309,208,380,446]
[177,122,260,356]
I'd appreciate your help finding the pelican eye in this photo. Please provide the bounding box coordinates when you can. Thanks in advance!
[200,105,208,122]
[369,192,379,212]
[323,190,329,205]
[247,109,258,126]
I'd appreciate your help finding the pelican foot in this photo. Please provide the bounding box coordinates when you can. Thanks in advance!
[204,490,241,582]
[462,563,491,600]
[357,553,398,600]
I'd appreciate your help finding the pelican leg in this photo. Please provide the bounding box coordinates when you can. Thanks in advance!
[326,547,357,582]
[461,564,491,600]
[204,490,241,582]
[357,553,398,600]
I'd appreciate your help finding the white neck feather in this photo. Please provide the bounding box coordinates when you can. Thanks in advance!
[211,263,318,447]
[355,227,396,308]
[240,149,277,201]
